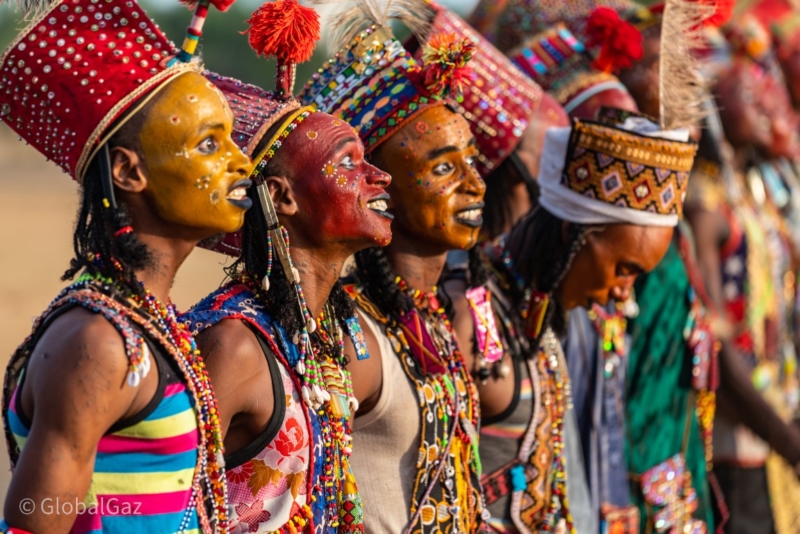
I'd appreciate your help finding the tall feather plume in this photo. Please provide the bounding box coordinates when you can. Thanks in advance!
[311,0,435,54]
[658,0,714,130]
[1,0,54,20]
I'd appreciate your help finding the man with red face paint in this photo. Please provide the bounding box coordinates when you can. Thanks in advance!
[0,1,251,533]
[300,1,487,531]
[182,2,392,532]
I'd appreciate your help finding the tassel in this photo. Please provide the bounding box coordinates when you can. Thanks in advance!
[245,0,320,64]
[584,7,643,73]
[419,32,476,101]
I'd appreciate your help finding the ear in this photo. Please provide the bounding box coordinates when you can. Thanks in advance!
[264,175,298,216]
[110,146,147,193]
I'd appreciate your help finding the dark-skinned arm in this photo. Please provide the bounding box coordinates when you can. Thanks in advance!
[195,320,274,456]
[4,309,155,533]
[684,207,727,310]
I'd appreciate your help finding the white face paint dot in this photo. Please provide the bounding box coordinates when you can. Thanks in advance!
[169,115,180,125]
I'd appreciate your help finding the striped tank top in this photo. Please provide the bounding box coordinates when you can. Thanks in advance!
[5,300,201,534]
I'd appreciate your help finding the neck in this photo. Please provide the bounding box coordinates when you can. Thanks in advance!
[384,232,448,295]
[132,234,196,305]
[289,246,347,319]
[506,182,533,235]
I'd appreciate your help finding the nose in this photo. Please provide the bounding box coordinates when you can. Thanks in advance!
[609,279,635,303]
[365,162,391,188]
[458,164,486,197]
[226,139,253,177]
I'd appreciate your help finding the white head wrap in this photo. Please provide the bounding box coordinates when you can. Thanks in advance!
[538,117,691,227]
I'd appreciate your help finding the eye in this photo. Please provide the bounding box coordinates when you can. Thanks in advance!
[339,155,357,170]
[198,136,219,155]
[433,161,455,176]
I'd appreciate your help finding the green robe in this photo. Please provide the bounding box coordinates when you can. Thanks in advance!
[626,240,714,530]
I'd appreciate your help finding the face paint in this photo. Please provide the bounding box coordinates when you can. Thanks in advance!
[277,112,393,248]
[559,224,673,310]
[373,105,486,251]
[139,72,254,236]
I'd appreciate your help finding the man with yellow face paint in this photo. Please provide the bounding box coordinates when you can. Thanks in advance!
[0,1,252,533]
[300,1,488,531]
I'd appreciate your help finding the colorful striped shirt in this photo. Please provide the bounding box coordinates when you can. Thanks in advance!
[8,364,201,533]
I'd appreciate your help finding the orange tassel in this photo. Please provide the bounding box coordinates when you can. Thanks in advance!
[244,0,320,64]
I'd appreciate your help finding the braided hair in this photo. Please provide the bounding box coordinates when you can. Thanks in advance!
[503,206,599,340]
[226,120,357,342]
[62,98,157,298]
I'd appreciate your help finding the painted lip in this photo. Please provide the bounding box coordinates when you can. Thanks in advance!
[454,201,485,228]
[227,178,253,210]
[366,192,394,220]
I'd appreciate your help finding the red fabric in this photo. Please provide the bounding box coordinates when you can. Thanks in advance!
[0,0,183,180]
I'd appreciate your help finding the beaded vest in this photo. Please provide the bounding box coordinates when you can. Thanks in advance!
[182,282,364,533]
[2,276,210,533]
[345,284,485,533]
[480,240,575,533]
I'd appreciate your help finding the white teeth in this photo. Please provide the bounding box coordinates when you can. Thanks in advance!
[367,199,388,212]
[227,187,246,200]
[457,208,483,221]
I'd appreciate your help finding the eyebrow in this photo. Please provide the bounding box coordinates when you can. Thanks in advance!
[333,136,358,154]
[198,123,226,134]
[426,137,477,161]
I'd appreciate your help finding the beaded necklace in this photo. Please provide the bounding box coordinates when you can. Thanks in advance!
[387,276,484,532]
[484,244,575,532]
[235,255,364,531]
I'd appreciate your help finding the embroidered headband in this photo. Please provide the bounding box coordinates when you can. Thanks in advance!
[537,110,697,227]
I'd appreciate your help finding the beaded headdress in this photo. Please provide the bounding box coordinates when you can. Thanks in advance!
[410,3,544,177]
[537,108,697,226]
[0,0,199,181]
[298,0,476,153]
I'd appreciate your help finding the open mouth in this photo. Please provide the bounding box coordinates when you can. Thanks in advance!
[455,202,484,228]
[227,178,253,210]
[366,193,394,220]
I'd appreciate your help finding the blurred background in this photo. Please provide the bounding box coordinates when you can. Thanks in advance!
[0,0,477,504]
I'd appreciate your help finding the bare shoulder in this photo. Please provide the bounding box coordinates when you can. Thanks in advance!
[195,318,268,381]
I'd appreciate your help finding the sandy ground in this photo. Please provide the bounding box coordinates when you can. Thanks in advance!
[0,125,234,505]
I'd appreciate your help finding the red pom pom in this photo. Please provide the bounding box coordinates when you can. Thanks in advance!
[245,0,321,64]
[585,7,643,72]
[180,0,236,12]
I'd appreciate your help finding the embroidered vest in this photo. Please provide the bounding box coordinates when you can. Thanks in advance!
[2,282,205,533]
[182,282,362,533]
[346,285,485,533]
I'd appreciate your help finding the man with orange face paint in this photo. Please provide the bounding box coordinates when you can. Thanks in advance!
[0,1,252,533]
[182,1,392,532]
[300,1,486,531]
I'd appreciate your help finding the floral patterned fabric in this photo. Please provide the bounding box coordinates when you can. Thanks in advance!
[182,283,330,533]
